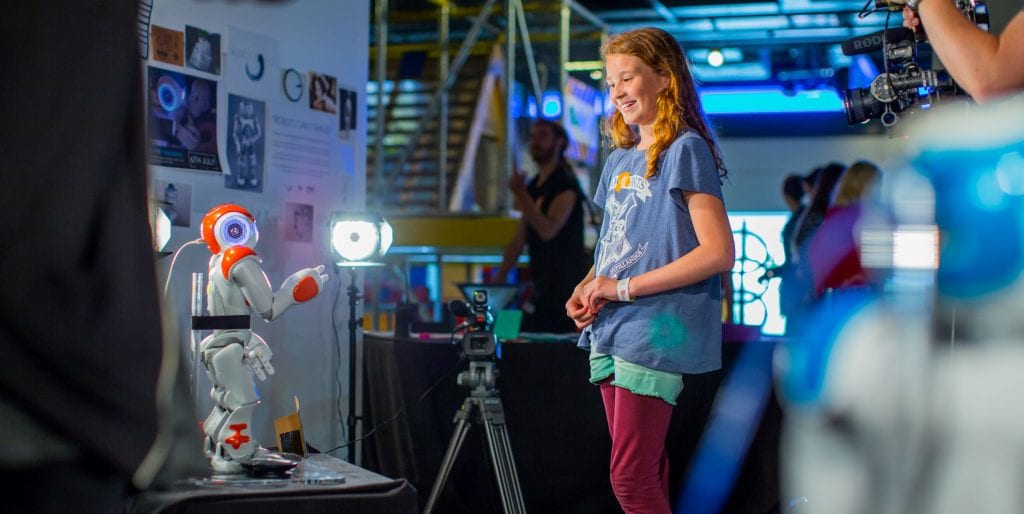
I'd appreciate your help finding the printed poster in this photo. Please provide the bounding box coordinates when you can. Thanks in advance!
[147,66,222,171]
[152,180,193,227]
[283,202,314,243]
[185,25,221,75]
[225,94,266,192]
[338,85,358,141]
[309,71,337,114]
[150,25,184,66]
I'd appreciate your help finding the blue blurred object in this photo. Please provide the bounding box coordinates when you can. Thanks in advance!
[777,291,876,407]
[675,340,774,514]
[913,142,1024,299]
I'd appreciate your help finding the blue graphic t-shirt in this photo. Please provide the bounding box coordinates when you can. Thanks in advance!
[578,130,724,374]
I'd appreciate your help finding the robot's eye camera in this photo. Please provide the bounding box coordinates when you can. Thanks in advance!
[219,213,254,246]
[227,222,244,239]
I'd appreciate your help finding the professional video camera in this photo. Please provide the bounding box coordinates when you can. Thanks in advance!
[428,289,525,513]
[448,289,497,360]
[840,0,988,127]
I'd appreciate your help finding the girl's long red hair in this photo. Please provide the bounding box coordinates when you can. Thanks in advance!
[602,27,726,179]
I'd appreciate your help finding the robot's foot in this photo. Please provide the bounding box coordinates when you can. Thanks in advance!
[210,455,244,474]
[203,435,217,459]
[238,448,300,477]
[250,178,259,187]
[237,176,246,187]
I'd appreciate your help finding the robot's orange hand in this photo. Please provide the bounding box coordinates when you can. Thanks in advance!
[289,265,329,303]
[293,276,319,302]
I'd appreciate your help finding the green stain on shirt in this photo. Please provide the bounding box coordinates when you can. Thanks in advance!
[649,314,687,350]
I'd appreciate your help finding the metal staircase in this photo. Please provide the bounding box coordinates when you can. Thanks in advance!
[366,48,492,214]
[366,0,606,215]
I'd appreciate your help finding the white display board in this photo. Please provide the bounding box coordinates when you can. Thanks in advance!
[148,0,369,461]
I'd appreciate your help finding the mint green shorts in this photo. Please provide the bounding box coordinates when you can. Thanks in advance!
[589,350,684,406]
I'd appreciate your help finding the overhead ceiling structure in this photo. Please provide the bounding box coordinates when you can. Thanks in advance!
[582,0,894,46]
[578,0,901,84]
[380,0,902,82]
[374,0,916,134]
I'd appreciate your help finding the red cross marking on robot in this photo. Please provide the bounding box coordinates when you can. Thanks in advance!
[225,423,251,449]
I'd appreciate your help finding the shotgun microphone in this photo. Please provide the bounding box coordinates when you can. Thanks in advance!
[840,27,913,56]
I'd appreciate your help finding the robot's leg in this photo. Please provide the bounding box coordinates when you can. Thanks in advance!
[211,402,259,473]
[201,339,262,473]
[210,342,259,410]
[203,406,229,458]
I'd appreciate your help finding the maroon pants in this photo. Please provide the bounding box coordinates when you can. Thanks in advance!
[600,380,675,514]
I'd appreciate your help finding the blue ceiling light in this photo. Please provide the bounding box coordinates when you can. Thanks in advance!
[707,49,725,67]
[689,47,744,65]
[700,86,844,114]
[541,91,561,118]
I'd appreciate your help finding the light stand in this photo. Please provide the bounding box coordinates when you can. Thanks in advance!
[329,213,393,464]
[343,265,362,463]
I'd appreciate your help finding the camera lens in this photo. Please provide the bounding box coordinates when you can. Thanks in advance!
[843,87,884,125]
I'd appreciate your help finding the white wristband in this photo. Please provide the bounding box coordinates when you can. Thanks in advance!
[616,277,634,302]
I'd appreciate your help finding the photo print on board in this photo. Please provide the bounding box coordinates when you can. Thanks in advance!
[283,202,314,243]
[338,85,357,141]
[226,94,266,192]
[308,71,337,114]
[150,25,183,66]
[152,180,193,227]
[185,25,221,74]
[147,67,222,171]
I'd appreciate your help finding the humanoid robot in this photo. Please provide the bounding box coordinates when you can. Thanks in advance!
[198,204,328,473]
[777,95,1024,513]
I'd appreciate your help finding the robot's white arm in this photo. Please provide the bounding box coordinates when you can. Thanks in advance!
[225,247,329,321]
[266,265,328,321]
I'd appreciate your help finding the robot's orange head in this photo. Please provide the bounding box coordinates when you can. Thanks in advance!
[201,204,259,254]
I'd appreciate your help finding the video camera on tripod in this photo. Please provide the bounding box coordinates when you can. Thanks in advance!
[426,289,526,514]
[840,0,988,127]
[449,289,498,360]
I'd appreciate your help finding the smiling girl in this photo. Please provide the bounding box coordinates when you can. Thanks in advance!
[565,27,734,514]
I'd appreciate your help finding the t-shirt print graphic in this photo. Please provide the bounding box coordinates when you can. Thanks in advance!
[597,171,651,277]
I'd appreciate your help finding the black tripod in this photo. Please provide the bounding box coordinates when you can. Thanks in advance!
[424,360,526,514]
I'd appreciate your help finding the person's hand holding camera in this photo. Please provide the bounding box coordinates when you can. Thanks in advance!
[893,0,1024,100]
[898,0,927,35]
